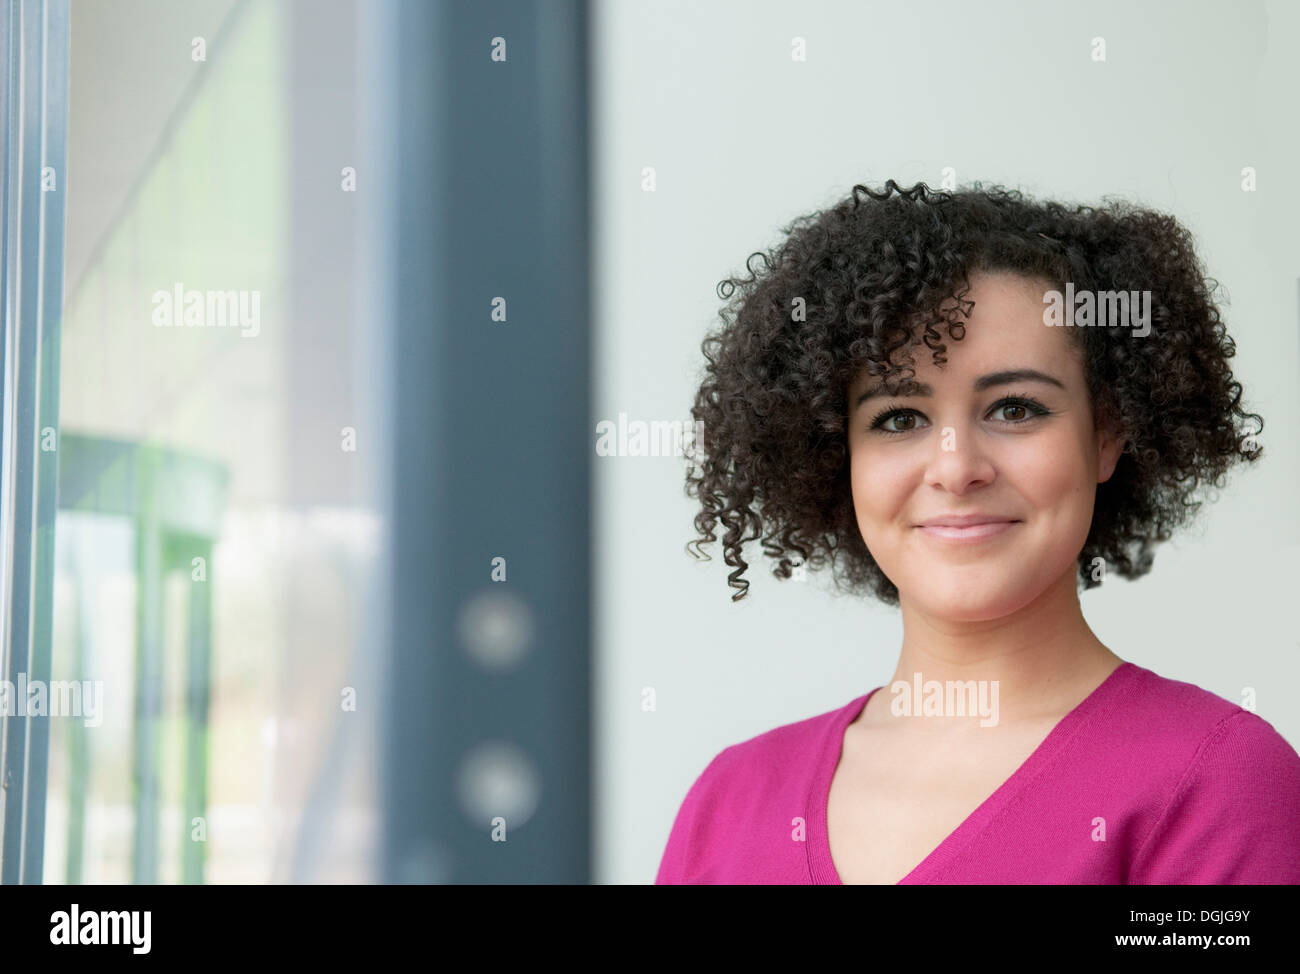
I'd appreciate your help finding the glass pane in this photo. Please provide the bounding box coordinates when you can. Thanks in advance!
[49,0,379,884]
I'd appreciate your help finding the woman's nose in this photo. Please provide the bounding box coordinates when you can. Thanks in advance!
[923,424,997,493]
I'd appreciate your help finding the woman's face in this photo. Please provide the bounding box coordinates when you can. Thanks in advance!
[845,270,1124,622]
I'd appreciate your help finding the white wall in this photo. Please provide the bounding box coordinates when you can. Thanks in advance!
[592,0,1300,884]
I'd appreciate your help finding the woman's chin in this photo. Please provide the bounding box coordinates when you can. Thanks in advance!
[900,577,1034,623]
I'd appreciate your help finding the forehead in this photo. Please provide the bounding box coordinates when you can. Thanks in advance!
[849,271,1078,394]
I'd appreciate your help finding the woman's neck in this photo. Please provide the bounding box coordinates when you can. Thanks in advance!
[866,569,1123,729]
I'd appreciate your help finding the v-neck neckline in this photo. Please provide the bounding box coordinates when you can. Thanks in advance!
[806,660,1135,884]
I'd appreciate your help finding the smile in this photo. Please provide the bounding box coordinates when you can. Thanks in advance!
[917,521,1019,542]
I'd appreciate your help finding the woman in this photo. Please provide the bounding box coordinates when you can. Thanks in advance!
[657,180,1300,884]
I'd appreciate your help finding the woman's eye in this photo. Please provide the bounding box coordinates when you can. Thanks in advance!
[871,410,925,433]
[989,397,1049,423]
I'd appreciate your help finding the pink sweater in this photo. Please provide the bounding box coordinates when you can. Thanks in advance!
[655,661,1300,884]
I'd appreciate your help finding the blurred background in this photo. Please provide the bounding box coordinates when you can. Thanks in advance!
[1,0,1297,886]
[18,0,383,884]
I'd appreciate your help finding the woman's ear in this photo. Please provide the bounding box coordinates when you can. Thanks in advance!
[1096,423,1125,484]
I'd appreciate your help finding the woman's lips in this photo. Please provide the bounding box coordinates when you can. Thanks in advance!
[917,520,1019,542]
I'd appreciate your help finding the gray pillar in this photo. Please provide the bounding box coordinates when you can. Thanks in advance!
[368,0,593,883]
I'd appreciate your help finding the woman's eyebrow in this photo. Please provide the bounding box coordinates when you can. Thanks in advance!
[853,368,1066,409]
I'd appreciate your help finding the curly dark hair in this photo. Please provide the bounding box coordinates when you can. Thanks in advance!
[684,179,1263,604]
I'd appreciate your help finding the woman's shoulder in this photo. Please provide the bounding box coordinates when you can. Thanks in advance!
[655,693,868,883]
[1096,662,1300,790]
[1112,664,1300,882]
[1127,707,1300,881]
[692,691,871,784]
[1106,661,1294,750]
[663,692,871,824]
